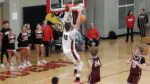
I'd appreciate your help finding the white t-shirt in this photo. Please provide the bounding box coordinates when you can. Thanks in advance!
[62,27,78,52]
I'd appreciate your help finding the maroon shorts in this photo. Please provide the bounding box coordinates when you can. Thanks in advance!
[127,74,141,84]
[89,72,100,84]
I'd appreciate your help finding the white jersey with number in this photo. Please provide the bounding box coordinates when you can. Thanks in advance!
[62,28,77,52]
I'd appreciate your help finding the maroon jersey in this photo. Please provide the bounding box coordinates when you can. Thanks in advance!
[130,55,145,75]
[89,56,101,83]
[127,55,145,84]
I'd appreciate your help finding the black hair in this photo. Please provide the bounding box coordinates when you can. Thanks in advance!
[65,22,71,31]
[3,21,9,24]
[142,8,145,12]
[127,10,132,16]
[51,77,59,84]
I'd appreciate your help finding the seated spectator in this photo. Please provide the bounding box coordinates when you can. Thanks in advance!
[85,22,100,48]
[53,29,62,51]
[51,76,59,84]
[75,30,85,51]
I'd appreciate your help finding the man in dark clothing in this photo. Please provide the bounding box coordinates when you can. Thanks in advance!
[137,9,149,37]
[0,21,11,67]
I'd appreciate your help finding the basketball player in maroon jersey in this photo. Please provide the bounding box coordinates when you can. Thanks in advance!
[127,47,147,84]
[82,47,101,84]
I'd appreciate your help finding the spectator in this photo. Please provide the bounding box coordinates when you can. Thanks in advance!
[75,30,85,51]
[42,20,53,57]
[25,23,34,48]
[125,10,135,42]
[137,8,149,37]
[51,76,59,84]
[86,22,100,48]
[0,21,10,67]
[53,29,62,51]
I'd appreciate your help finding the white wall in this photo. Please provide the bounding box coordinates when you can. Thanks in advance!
[2,0,9,21]
[145,0,150,25]
[86,0,147,37]
[104,0,119,37]
[102,0,147,37]
[20,0,46,7]
[95,0,104,37]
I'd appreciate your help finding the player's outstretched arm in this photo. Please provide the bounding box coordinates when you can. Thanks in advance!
[72,4,85,30]
[63,6,72,22]
[75,9,82,30]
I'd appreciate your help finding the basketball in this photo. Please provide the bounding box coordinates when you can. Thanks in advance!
[80,14,86,23]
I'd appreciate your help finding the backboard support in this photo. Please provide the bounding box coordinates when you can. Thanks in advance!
[46,0,86,13]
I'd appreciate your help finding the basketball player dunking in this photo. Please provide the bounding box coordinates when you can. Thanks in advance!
[61,5,84,83]
[127,47,147,84]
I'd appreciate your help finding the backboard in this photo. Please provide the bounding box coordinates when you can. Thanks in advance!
[46,0,86,13]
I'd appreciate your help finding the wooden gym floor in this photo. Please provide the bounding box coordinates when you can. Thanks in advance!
[0,35,150,84]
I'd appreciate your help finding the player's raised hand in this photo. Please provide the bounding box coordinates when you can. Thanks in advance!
[78,3,85,11]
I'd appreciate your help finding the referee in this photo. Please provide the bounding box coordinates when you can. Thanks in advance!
[137,9,149,37]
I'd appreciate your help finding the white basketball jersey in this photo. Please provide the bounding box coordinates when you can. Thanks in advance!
[62,28,77,52]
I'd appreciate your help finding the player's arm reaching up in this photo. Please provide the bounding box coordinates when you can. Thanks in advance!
[73,5,85,30]
[63,4,74,23]
[74,9,82,30]
[63,4,85,28]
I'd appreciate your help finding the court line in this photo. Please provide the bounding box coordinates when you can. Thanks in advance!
[28,77,52,84]
[28,59,127,84]
[101,70,129,79]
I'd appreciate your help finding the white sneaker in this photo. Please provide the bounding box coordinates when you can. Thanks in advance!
[37,61,43,66]
[9,66,16,71]
[0,64,5,68]
[27,61,32,67]
[10,62,15,66]
[23,62,28,68]
[18,65,25,69]
[41,60,47,64]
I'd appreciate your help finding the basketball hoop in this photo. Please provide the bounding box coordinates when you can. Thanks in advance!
[47,0,86,13]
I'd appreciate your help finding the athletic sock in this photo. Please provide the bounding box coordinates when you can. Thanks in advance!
[74,66,78,76]
[77,61,83,72]
[74,73,80,82]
